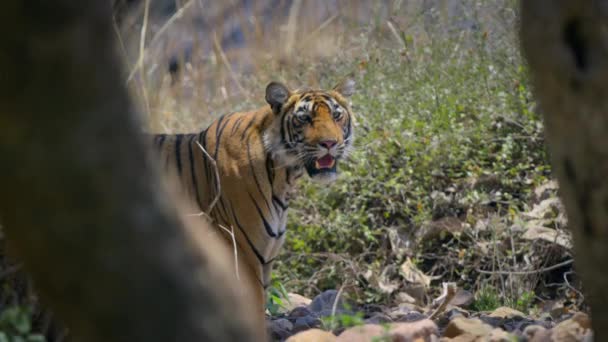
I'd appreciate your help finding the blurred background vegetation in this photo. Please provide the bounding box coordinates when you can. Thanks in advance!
[0,0,581,339]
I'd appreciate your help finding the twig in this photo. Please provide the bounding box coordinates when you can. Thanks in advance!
[429,282,457,319]
[329,284,346,330]
[194,140,221,214]
[111,16,131,70]
[127,0,195,83]
[300,13,340,47]
[477,259,574,275]
[218,224,240,281]
[212,32,249,98]
[136,0,152,121]
[563,270,584,305]
[283,0,303,57]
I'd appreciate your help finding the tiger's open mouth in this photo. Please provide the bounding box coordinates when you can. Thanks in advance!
[305,154,337,177]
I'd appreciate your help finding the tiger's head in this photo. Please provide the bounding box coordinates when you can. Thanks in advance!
[263,79,356,184]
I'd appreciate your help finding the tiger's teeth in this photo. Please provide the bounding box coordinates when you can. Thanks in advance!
[328,159,335,168]
[315,160,321,169]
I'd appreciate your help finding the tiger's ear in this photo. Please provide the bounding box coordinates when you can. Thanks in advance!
[265,82,290,113]
[333,78,356,98]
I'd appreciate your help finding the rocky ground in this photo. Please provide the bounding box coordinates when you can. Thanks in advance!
[268,180,591,342]
[268,289,592,341]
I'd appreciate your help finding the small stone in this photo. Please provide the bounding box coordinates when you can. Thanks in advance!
[310,290,351,316]
[364,312,392,324]
[395,291,417,304]
[486,328,513,342]
[444,317,493,338]
[289,306,313,319]
[451,290,474,308]
[286,328,336,342]
[337,324,387,342]
[488,306,525,319]
[284,293,312,312]
[550,312,591,341]
[269,318,293,341]
[523,325,548,341]
[390,319,439,341]
[292,315,321,333]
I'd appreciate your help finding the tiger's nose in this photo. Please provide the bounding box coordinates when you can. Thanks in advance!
[319,140,337,149]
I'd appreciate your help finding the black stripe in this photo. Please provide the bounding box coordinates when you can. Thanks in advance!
[215,197,232,226]
[240,115,257,140]
[265,153,275,186]
[249,192,277,238]
[247,137,272,213]
[156,134,167,149]
[231,209,269,265]
[175,134,184,175]
[272,195,288,211]
[231,115,245,136]
[214,113,233,160]
[187,134,203,211]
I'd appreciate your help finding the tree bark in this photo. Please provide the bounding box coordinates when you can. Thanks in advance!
[521,1,608,338]
[0,2,258,341]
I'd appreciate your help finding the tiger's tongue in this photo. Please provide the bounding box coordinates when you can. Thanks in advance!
[316,154,334,168]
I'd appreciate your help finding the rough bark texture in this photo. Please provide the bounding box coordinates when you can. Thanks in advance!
[521,1,608,339]
[0,2,258,341]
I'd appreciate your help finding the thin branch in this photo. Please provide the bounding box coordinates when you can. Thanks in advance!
[429,282,457,319]
[127,0,195,83]
[212,32,249,98]
[194,140,221,214]
[218,224,240,281]
[477,259,574,275]
[137,0,152,121]
[283,0,302,57]
[300,13,339,47]
[329,284,346,330]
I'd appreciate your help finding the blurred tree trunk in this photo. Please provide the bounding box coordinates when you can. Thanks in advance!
[0,2,258,342]
[521,1,608,339]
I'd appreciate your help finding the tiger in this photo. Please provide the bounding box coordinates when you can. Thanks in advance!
[149,78,356,326]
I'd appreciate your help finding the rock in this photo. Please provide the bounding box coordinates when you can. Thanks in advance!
[390,319,439,341]
[287,293,312,310]
[526,312,591,342]
[443,317,493,338]
[486,328,514,342]
[337,324,387,342]
[286,328,337,342]
[337,320,438,342]
[269,318,293,341]
[395,291,417,304]
[288,306,313,319]
[524,325,549,341]
[292,315,321,333]
[488,306,525,319]
[451,290,474,308]
[364,312,392,324]
[310,290,352,317]
[387,305,425,322]
[550,312,591,341]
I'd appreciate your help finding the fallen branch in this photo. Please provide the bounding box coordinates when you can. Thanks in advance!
[476,259,574,276]
[429,282,457,320]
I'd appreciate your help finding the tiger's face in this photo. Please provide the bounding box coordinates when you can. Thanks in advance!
[264,79,355,184]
